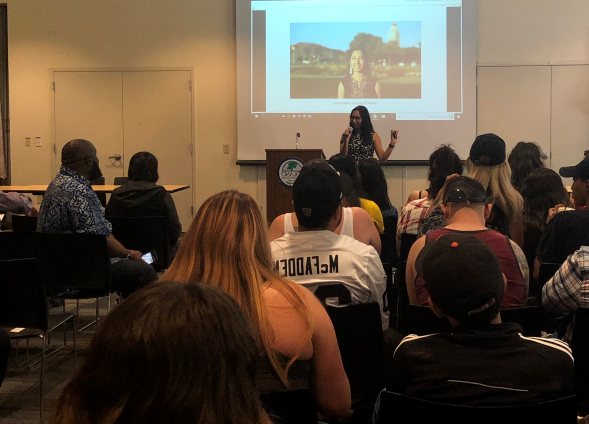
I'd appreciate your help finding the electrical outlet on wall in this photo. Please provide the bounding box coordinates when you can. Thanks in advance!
[35,136,42,147]
[223,144,230,154]
[25,137,31,146]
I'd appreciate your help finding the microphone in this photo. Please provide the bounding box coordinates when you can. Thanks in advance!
[296,132,300,150]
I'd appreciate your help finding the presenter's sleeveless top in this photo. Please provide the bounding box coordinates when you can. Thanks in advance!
[284,207,354,237]
[340,75,378,99]
[348,133,374,162]
[414,228,526,307]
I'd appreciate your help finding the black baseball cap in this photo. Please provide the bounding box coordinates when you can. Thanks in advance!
[469,133,506,166]
[559,156,589,180]
[292,160,350,228]
[416,233,504,326]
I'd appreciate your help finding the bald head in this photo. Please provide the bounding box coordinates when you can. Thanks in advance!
[61,139,96,167]
[61,139,102,181]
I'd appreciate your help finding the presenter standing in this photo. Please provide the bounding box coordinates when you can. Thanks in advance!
[340,105,399,163]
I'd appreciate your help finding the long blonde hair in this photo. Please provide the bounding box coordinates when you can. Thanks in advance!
[163,190,312,386]
[466,159,523,221]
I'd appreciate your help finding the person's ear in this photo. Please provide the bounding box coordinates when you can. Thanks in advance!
[428,297,445,319]
[440,203,450,218]
[484,203,493,219]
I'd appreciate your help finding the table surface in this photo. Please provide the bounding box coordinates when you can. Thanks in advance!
[0,184,190,194]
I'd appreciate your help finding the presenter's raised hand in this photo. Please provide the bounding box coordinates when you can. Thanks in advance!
[341,127,352,141]
[390,129,400,147]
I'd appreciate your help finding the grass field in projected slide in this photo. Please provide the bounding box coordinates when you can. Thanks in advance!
[290,21,421,100]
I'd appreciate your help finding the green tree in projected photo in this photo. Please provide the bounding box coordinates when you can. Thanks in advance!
[290,22,422,99]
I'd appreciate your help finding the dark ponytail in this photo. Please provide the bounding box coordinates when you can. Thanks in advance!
[426,145,463,199]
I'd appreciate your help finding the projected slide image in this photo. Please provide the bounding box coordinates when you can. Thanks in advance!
[290,21,421,100]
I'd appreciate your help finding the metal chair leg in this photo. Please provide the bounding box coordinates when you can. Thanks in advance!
[40,333,45,424]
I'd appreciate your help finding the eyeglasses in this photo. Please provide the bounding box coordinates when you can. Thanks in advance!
[350,116,362,121]
[443,189,487,204]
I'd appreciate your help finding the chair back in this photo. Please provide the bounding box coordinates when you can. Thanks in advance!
[378,391,577,424]
[326,302,384,404]
[259,389,318,424]
[90,176,107,208]
[537,262,562,289]
[0,259,49,331]
[0,231,36,260]
[113,176,129,185]
[500,306,542,337]
[35,233,111,292]
[107,216,170,269]
[399,233,418,262]
[571,309,589,415]
[314,283,352,305]
[380,215,398,266]
[404,305,451,336]
[11,215,38,233]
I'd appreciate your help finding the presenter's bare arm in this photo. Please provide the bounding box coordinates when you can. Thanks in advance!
[339,128,352,154]
[373,130,399,163]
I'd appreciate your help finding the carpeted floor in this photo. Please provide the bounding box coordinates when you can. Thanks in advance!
[0,297,111,424]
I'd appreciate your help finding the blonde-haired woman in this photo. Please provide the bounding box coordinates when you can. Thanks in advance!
[163,190,351,417]
[466,133,524,248]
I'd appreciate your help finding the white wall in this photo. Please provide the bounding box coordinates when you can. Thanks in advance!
[6,0,589,216]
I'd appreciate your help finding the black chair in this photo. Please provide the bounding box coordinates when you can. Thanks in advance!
[536,262,562,296]
[11,215,38,233]
[260,389,318,424]
[314,283,352,305]
[500,306,542,337]
[325,302,385,405]
[0,258,76,421]
[113,176,129,185]
[107,215,170,269]
[0,231,36,261]
[382,263,397,328]
[380,215,398,267]
[35,233,111,331]
[377,391,577,423]
[571,309,589,416]
[395,233,418,334]
[90,176,107,208]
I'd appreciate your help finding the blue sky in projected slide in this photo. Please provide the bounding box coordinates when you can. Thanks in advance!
[290,22,421,50]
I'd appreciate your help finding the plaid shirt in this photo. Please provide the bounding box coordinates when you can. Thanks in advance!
[396,197,432,254]
[543,246,589,342]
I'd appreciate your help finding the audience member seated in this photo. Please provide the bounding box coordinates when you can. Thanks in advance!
[466,133,524,247]
[406,177,528,308]
[0,327,9,389]
[328,153,384,233]
[162,189,351,417]
[543,246,589,344]
[268,165,381,255]
[37,139,157,298]
[50,281,272,424]
[508,141,545,193]
[535,156,589,280]
[270,161,388,330]
[398,145,463,253]
[0,191,38,217]
[378,233,573,414]
[358,158,398,223]
[520,168,572,280]
[105,151,182,255]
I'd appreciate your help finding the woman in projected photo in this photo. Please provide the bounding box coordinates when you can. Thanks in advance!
[340,105,399,163]
[338,48,380,99]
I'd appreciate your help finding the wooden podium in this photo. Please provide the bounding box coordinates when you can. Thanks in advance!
[266,149,325,224]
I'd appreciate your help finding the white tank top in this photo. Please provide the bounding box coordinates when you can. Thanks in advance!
[283,207,354,238]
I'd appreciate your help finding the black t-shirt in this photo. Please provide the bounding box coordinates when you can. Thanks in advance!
[536,208,589,264]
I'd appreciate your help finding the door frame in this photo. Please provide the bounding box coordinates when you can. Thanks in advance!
[51,67,197,218]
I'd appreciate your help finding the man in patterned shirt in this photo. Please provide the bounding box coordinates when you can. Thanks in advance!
[37,139,157,298]
[543,246,589,343]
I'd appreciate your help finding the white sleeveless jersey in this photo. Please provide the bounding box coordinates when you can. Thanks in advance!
[283,207,354,237]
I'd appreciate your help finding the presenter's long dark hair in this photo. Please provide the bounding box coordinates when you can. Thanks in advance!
[349,106,374,146]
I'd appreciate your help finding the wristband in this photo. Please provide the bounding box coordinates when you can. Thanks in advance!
[388,143,395,149]
[125,251,133,260]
